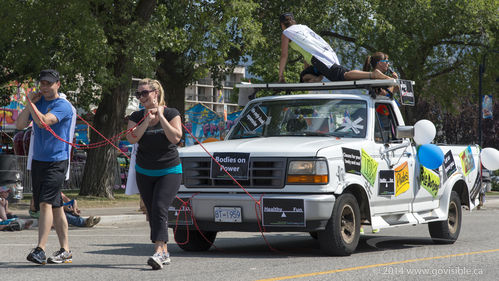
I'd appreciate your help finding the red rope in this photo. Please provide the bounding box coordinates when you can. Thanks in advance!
[176,124,281,253]
[25,94,150,159]
[181,123,261,205]
[26,94,279,252]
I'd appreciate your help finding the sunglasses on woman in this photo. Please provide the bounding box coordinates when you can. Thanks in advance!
[135,89,155,99]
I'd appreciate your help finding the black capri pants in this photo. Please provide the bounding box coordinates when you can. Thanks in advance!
[311,56,350,81]
[136,172,181,243]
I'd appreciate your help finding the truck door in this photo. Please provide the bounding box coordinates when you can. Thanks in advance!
[369,102,415,216]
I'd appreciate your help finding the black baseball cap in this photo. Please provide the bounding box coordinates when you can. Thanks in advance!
[39,69,60,83]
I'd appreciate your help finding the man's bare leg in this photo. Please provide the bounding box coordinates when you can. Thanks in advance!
[52,206,69,250]
[37,202,54,250]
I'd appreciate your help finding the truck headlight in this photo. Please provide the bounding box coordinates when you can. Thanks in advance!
[287,160,328,184]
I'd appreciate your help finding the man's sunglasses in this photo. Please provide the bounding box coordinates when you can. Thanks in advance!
[135,89,155,99]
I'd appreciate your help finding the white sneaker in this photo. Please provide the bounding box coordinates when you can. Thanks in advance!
[147,252,170,270]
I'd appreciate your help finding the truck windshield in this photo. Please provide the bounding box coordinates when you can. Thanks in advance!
[229,99,368,139]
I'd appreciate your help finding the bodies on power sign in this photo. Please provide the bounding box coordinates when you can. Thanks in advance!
[210,152,250,180]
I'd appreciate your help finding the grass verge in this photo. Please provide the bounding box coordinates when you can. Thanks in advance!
[12,188,141,209]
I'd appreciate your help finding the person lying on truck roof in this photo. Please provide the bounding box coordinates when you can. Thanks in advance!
[363,52,399,96]
[278,12,391,83]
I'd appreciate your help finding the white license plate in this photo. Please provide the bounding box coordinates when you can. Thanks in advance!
[214,207,242,223]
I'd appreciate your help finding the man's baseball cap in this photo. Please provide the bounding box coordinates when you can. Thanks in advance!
[39,69,60,83]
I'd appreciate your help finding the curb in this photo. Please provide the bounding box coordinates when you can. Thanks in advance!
[13,213,146,228]
[99,214,146,225]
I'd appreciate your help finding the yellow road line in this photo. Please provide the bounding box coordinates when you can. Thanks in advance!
[256,248,499,281]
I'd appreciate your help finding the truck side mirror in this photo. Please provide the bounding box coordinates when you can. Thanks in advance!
[396,126,414,139]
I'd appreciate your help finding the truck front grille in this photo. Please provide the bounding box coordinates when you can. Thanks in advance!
[182,157,286,189]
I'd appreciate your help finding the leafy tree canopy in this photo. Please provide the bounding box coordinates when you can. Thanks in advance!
[0,0,263,197]
[249,0,498,116]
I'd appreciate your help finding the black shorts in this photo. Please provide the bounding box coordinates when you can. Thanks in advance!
[300,66,321,82]
[31,159,68,210]
[311,56,350,81]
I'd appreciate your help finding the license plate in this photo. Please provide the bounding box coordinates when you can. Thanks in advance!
[214,207,242,223]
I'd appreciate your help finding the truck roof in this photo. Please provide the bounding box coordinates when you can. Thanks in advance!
[242,92,386,104]
[236,79,415,106]
[236,79,404,91]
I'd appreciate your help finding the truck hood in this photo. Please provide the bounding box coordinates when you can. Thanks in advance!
[179,137,364,157]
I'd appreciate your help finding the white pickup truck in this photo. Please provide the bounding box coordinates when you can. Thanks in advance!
[170,80,481,256]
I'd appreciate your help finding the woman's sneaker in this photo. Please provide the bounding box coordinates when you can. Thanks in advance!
[27,247,47,265]
[147,252,170,270]
[47,248,72,264]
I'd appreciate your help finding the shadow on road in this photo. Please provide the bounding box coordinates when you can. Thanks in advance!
[83,234,438,259]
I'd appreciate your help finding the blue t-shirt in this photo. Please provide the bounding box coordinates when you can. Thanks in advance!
[30,96,73,161]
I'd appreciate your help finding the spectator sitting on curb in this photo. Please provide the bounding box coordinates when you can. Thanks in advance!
[0,186,18,219]
[478,168,491,210]
[61,192,101,227]
[29,192,101,227]
[1,186,33,231]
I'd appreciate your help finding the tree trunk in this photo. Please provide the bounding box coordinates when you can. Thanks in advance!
[79,56,131,198]
[166,83,187,122]
[77,0,156,198]
[156,50,196,128]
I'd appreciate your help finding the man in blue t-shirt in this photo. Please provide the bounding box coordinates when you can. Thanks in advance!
[16,69,74,265]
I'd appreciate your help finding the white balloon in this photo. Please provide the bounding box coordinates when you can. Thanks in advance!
[413,119,436,145]
[481,147,499,171]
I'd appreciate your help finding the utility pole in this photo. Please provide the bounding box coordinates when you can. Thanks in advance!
[478,50,499,147]
[478,54,485,147]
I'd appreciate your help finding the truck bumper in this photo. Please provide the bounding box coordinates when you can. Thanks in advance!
[170,193,335,232]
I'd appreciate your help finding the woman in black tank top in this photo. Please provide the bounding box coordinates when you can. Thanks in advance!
[126,78,183,270]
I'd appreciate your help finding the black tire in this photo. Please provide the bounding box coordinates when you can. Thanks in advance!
[174,228,217,251]
[309,232,318,239]
[318,193,360,256]
[428,191,462,244]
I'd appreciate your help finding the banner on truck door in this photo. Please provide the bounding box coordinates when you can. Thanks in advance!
[459,146,475,177]
[443,150,457,179]
[342,147,361,175]
[395,161,409,196]
[361,149,378,186]
[378,170,395,196]
[420,166,440,198]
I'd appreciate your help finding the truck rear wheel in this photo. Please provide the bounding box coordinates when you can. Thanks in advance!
[428,191,461,244]
[174,228,217,251]
[318,193,360,256]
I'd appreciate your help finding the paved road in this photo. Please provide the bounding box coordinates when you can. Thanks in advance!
[2,202,499,281]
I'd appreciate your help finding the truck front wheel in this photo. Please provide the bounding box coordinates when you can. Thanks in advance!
[428,191,462,244]
[318,193,360,256]
[174,228,217,251]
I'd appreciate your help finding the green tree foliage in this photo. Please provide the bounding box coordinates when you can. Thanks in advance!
[0,0,263,197]
[1,0,159,198]
[249,0,498,143]
[153,0,263,118]
[1,1,497,198]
